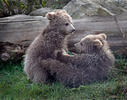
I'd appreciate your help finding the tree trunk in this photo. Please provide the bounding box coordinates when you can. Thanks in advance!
[0,14,127,61]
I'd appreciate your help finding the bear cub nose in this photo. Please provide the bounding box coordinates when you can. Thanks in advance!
[72,29,76,32]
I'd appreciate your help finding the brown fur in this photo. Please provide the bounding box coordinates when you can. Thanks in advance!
[46,33,115,88]
[24,10,75,84]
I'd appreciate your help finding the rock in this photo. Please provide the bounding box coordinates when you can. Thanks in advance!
[63,0,114,19]
[45,0,71,8]
[88,0,127,15]
[1,53,10,61]
[0,42,26,61]
[29,8,53,16]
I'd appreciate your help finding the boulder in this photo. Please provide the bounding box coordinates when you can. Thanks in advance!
[64,0,127,19]
[29,8,53,16]
[45,0,71,8]
[63,0,114,19]
[90,0,127,15]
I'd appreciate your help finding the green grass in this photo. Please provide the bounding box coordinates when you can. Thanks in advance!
[0,58,127,100]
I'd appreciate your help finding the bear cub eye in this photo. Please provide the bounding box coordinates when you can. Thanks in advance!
[65,23,69,26]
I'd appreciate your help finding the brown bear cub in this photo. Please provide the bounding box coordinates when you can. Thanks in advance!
[47,33,115,88]
[24,10,75,84]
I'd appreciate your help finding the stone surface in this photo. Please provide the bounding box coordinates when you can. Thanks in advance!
[63,0,114,19]
[29,8,54,16]
[90,0,127,15]
[64,0,127,19]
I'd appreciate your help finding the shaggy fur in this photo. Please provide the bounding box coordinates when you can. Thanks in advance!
[46,33,115,88]
[24,10,75,84]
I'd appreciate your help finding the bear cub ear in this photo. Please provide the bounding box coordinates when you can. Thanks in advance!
[59,10,67,14]
[94,39,103,48]
[99,33,107,40]
[46,12,56,20]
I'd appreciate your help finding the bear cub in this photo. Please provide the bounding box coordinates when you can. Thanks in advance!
[24,10,75,84]
[48,33,115,88]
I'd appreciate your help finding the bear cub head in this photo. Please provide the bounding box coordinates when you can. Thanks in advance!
[46,10,75,35]
[74,33,107,54]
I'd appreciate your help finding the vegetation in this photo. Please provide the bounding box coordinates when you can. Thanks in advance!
[0,57,127,100]
[0,0,70,17]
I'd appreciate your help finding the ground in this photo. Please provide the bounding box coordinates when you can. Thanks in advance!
[0,57,127,100]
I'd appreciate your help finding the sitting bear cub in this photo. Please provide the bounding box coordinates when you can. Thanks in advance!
[46,33,115,88]
[24,10,75,84]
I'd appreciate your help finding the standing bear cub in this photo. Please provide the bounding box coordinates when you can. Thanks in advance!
[47,33,115,88]
[24,10,75,84]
